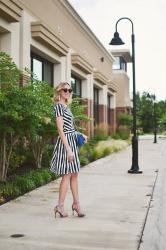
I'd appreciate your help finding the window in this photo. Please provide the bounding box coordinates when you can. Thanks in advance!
[113,56,127,71]
[71,75,82,97]
[93,87,99,126]
[113,57,120,70]
[32,58,42,81]
[31,53,53,86]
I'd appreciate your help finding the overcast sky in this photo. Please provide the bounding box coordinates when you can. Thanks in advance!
[69,0,166,101]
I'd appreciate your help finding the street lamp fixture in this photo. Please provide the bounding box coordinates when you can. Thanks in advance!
[109,17,142,174]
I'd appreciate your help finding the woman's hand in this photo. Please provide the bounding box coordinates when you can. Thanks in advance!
[67,148,74,162]
[82,134,88,143]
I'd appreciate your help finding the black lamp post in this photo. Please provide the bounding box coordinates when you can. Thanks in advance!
[153,95,157,143]
[109,17,142,174]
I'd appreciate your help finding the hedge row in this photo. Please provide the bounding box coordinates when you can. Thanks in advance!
[0,169,59,205]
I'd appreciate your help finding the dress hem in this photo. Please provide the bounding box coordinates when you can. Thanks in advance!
[50,168,80,175]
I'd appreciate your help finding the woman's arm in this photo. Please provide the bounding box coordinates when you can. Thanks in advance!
[56,116,74,162]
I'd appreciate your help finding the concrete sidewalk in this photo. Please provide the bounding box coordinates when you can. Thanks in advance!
[0,138,165,250]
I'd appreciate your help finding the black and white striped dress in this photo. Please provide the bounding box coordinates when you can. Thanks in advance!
[50,103,80,175]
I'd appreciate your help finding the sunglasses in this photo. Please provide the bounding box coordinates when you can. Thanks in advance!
[62,88,73,93]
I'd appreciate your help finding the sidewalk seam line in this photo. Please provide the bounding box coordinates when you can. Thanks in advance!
[137,169,159,250]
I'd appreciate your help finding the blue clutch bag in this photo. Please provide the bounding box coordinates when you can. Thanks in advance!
[76,133,85,147]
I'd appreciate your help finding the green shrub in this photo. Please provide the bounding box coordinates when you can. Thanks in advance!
[2,183,21,198]
[0,168,58,205]
[8,144,35,177]
[102,147,113,157]
[90,148,104,161]
[14,175,36,192]
[42,144,54,167]
[117,112,132,127]
[79,138,98,162]
[27,171,44,186]
[94,126,109,141]
[40,169,52,183]
[111,133,121,140]
[80,155,89,166]
[118,131,130,140]
[111,131,130,140]
[9,152,26,171]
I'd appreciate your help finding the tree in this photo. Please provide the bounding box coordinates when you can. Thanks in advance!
[137,92,166,134]
[117,112,132,127]
[160,114,166,129]
[0,53,57,180]
[159,101,166,130]
[24,74,57,169]
[156,100,166,125]
[0,52,21,181]
[70,97,91,133]
[137,92,155,133]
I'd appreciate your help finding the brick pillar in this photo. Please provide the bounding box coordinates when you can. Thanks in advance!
[110,108,116,133]
[19,73,30,86]
[82,98,93,137]
[99,104,104,124]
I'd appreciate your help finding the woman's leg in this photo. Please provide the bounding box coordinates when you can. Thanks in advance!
[70,172,85,217]
[70,172,79,204]
[57,173,71,213]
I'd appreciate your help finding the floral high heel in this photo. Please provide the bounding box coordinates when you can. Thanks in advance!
[54,205,68,218]
[72,202,85,217]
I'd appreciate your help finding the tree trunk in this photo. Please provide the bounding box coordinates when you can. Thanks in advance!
[0,134,7,182]
[36,151,43,169]
[0,133,18,182]
[4,134,17,180]
[29,135,44,169]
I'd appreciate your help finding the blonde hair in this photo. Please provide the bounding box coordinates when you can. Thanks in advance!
[53,82,72,104]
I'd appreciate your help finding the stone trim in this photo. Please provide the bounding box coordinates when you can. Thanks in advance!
[71,53,93,74]
[0,26,8,33]
[93,70,108,85]
[31,21,69,56]
[107,79,117,92]
[0,0,22,22]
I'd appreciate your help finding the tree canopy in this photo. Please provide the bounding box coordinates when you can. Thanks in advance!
[136,91,166,133]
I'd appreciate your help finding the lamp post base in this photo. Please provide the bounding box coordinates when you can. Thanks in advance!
[128,136,143,174]
[153,133,157,143]
[128,169,142,174]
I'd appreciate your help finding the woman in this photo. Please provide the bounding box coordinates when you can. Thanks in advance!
[50,82,87,218]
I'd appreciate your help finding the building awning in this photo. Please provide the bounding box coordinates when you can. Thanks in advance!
[110,49,132,63]
[107,79,117,92]
[31,21,69,56]
[0,0,22,22]
[93,70,109,85]
[71,53,93,74]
